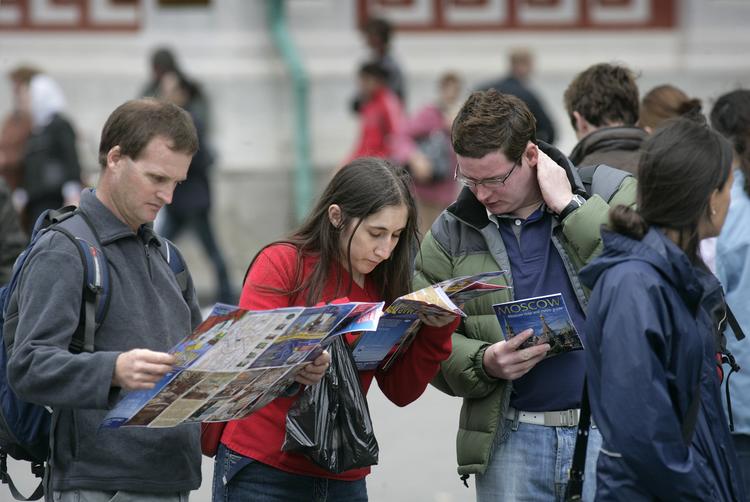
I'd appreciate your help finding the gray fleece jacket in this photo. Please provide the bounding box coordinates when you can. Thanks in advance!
[7,189,203,493]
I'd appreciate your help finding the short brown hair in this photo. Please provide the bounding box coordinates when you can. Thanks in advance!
[564,63,639,128]
[8,65,40,85]
[451,90,536,161]
[98,98,198,168]
[439,71,461,88]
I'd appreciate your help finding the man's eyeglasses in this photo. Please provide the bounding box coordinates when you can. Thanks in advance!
[454,158,521,190]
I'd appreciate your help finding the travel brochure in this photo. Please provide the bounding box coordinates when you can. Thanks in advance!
[493,293,583,358]
[103,271,508,428]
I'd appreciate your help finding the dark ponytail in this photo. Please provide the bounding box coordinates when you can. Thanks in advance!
[609,205,648,240]
[611,118,733,264]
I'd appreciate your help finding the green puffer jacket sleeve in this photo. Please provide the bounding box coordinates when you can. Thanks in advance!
[561,176,638,268]
[414,230,501,400]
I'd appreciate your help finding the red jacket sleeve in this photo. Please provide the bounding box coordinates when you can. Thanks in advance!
[375,317,459,407]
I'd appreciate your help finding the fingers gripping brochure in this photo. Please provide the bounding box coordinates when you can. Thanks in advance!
[353,270,509,371]
[103,272,508,428]
[493,293,583,359]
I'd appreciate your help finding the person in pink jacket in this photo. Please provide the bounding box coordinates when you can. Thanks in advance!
[402,72,462,236]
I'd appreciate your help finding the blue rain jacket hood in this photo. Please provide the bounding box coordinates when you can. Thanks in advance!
[579,227,744,502]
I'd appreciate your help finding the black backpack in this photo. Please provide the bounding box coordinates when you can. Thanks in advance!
[0,206,189,501]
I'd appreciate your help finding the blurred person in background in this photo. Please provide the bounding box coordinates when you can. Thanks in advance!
[565,63,646,176]
[158,71,234,304]
[579,117,743,501]
[356,17,405,106]
[402,71,462,236]
[346,62,407,164]
[639,84,703,133]
[142,46,210,135]
[0,66,38,192]
[712,89,750,497]
[0,179,26,282]
[477,49,556,144]
[16,73,81,233]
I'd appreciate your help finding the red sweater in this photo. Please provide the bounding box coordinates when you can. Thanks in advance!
[220,243,456,480]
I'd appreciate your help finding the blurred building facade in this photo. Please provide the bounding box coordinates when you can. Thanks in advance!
[1,0,749,295]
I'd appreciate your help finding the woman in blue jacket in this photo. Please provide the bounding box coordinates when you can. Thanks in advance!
[579,117,745,501]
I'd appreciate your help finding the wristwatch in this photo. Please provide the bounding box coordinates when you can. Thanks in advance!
[557,194,586,221]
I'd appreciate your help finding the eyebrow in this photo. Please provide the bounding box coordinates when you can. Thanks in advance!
[367,224,406,232]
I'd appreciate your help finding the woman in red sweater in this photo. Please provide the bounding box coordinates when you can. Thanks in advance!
[212,157,459,501]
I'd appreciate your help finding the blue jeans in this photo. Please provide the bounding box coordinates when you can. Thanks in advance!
[212,445,368,502]
[476,418,601,502]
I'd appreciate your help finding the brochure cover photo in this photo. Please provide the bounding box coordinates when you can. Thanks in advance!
[493,293,583,358]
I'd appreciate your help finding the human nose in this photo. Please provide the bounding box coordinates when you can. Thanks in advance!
[156,185,174,205]
[374,237,395,260]
[475,182,492,202]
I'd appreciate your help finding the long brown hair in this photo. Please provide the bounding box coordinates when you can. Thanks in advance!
[246,158,418,305]
[609,117,733,265]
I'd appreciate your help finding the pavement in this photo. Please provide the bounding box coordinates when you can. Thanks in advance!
[5,385,473,502]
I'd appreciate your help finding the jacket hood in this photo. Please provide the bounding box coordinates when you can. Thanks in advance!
[447,141,587,229]
[579,227,705,313]
[29,74,67,130]
[569,126,647,166]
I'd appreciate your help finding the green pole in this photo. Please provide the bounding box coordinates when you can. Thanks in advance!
[266,0,313,223]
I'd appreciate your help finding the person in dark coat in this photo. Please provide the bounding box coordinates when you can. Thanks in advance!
[19,74,81,234]
[158,71,234,304]
[141,47,210,136]
[477,49,556,144]
[579,117,744,501]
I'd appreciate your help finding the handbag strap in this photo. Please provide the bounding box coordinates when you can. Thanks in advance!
[565,378,591,501]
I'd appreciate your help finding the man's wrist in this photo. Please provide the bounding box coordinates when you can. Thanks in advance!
[556,194,586,221]
[477,344,499,382]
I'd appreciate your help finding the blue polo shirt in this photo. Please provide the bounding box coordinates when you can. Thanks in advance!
[491,206,586,412]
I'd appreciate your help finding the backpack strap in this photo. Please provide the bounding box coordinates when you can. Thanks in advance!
[0,452,44,500]
[156,237,190,300]
[578,164,632,203]
[727,305,746,341]
[46,210,109,355]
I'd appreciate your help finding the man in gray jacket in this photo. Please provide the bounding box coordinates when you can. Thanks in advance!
[8,98,203,501]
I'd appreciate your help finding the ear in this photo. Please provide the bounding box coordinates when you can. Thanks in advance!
[328,204,343,228]
[524,141,538,166]
[708,189,721,221]
[106,146,123,171]
[573,111,592,139]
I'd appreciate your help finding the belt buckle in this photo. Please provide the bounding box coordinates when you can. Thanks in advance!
[546,409,579,427]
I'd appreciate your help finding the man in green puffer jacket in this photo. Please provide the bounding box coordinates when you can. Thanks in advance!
[414,90,635,502]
